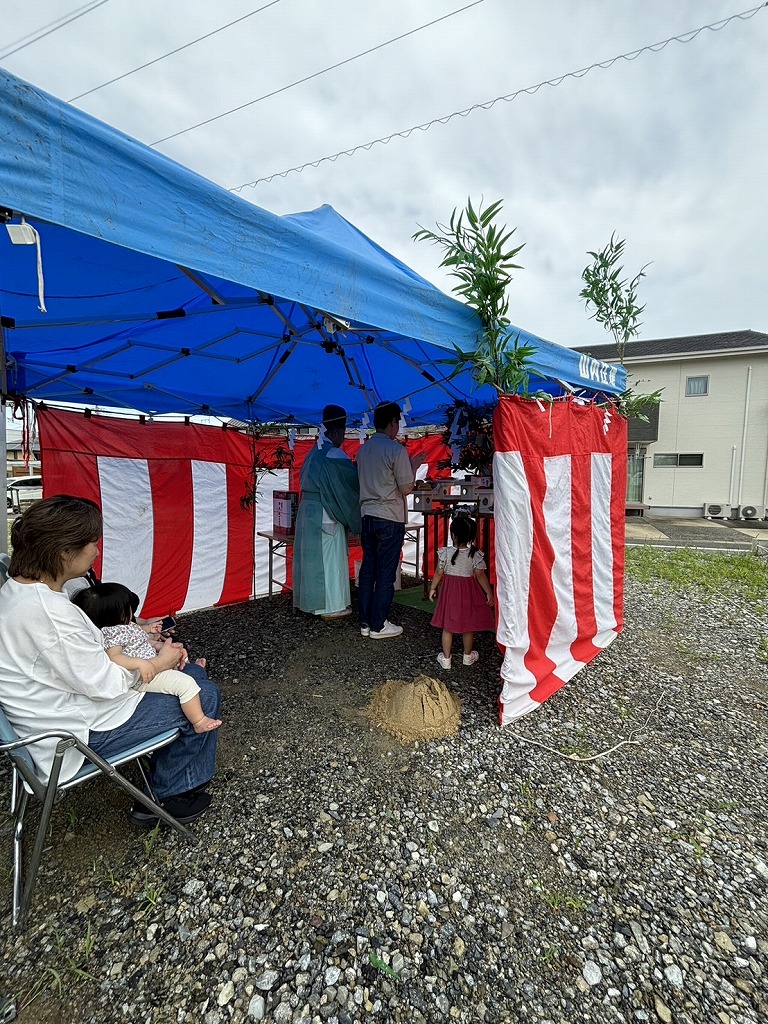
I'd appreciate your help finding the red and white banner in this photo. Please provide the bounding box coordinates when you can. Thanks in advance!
[38,410,453,618]
[493,396,626,725]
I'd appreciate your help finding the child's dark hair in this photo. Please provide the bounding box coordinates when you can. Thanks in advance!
[450,515,477,564]
[71,582,138,629]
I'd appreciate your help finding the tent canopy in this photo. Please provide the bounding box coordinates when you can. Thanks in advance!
[0,68,625,426]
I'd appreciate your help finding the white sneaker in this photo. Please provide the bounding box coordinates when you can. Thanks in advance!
[369,621,403,639]
[360,625,370,637]
[463,651,479,666]
[437,653,452,670]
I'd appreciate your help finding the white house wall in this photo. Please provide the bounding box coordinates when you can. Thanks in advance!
[626,353,768,513]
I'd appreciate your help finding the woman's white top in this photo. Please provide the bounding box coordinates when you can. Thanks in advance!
[0,579,142,783]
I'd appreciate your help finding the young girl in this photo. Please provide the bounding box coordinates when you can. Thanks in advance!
[428,515,495,669]
[72,583,222,733]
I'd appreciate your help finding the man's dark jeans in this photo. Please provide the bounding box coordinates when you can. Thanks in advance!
[358,515,405,633]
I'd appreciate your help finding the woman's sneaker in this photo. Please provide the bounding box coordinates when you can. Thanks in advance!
[127,790,211,826]
[462,651,480,667]
[437,653,452,670]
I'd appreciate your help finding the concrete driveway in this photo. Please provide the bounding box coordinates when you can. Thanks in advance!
[625,514,768,552]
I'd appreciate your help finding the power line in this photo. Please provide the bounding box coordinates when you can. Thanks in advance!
[150,0,485,147]
[69,0,285,102]
[0,0,107,55]
[0,0,111,60]
[231,1,768,191]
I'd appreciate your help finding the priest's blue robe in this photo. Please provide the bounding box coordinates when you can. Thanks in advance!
[292,442,361,614]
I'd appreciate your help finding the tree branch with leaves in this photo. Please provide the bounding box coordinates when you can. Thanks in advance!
[240,425,293,512]
[580,233,662,420]
[413,198,542,395]
[580,233,649,367]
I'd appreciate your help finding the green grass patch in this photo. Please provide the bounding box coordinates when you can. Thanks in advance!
[626,546,768,607]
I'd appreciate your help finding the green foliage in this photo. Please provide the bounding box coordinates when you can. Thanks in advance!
[368,952,401,979]
[540,943,559,967]
[414,198,523,327]
[626,546,768,610]
[414,198,544,395]
[579,232,662,419]
[558,724,596,758]
[614,699,633,722]
[687,836,705,859]
[535,883,587,913]
[82,921,95,960]
[20,924,100,1012]
[615,387,664,421]
[19,967,63,1014]
[143,821,161,859]
[142,871,165,910]
[240,425,293,511]
[580,234,648,366]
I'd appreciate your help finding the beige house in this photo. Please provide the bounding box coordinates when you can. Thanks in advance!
[573,330,768,519]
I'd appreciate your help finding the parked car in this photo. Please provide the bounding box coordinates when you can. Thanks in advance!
[6,475,43,511]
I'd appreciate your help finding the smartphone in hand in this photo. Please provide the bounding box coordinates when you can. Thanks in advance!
[160,615,176,633]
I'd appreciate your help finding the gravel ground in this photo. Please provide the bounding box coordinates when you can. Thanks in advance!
[1,570,767,1024]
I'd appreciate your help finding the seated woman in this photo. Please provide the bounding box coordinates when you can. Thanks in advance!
[72,582,222,734]
[0,495,221,825]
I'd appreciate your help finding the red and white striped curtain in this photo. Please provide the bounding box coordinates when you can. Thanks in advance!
[37,409,452,618]
[38,410,268,617]
[493,395,626,725]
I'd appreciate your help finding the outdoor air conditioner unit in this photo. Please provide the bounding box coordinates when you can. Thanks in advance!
[703,501,731,520]
[733,503,763,521]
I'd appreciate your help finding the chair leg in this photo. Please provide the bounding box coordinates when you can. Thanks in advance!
[7,739,197,927]
[100,767,197,842]
[80,746,196,842]
[136,756,160,804]
[18,750,65,928]
[11,780,29,929]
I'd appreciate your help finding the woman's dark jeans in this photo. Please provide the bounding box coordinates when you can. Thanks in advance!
[89,669,221,801]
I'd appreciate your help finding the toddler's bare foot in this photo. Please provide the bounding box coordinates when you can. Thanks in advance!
[192,715,221,733]
[195,657,207,668]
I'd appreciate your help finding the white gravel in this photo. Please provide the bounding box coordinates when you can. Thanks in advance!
[1,567,767,1024]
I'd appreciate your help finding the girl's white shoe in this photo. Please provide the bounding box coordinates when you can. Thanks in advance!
[462,651,480,666]
[437,653,452,670]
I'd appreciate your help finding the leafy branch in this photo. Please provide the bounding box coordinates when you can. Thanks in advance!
[615,387,664,422]
[414,198,543,395]
[580,233,661,418]
[240,425,293,511]
[580,233,649,366]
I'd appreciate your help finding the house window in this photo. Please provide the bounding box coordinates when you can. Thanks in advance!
[685,375,709,397]
[653,453,704,468]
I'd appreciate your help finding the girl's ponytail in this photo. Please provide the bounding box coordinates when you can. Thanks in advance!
[449,514,477,563]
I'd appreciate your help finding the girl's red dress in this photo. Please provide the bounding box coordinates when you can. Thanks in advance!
[430,546,495,634]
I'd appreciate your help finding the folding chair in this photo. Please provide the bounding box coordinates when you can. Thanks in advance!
[0,705,198,928]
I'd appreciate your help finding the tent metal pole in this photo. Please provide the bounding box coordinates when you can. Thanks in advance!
[1,317,8,555]
[246,340,299,405]
[177,266,227,305]
[257,292,304,339]
[371,342,459,401]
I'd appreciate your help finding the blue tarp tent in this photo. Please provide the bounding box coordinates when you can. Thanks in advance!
[0,68,625,426]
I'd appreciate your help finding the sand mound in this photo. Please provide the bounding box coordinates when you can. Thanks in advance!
[363,674,461,742]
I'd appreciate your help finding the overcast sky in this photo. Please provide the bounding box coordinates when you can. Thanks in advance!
[3,0,767,350]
